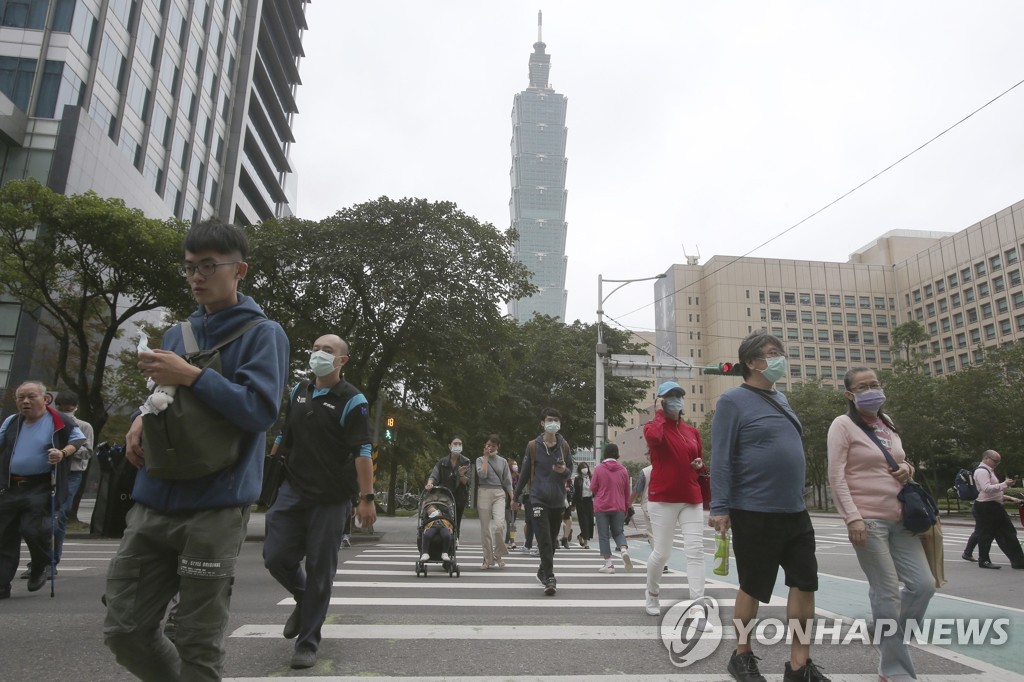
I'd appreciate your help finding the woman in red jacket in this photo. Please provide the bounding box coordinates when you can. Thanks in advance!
[642,382,708,618]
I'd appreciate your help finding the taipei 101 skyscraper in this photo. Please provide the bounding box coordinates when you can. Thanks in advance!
[508,11,569,323]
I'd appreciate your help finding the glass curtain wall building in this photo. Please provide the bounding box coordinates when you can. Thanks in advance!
[507,11,568,323]
[0,0,307,393]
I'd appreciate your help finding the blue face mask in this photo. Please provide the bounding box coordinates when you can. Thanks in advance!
[758,356,788,384]
[853,388,886,412]
[664,396,684,415]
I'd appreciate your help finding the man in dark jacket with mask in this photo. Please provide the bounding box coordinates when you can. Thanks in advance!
[263,334,376,670]
[512,407,572,596]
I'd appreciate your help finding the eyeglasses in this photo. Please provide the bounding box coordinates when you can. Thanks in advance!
[178,261,241,278]
[761,351,787,359]
[849,382,882,393]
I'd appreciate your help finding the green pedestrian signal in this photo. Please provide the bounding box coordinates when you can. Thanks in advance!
[383,416,396,443]
[703,362,743,376]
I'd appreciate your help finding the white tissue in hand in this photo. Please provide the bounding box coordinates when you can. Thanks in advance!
[137,332,151,354]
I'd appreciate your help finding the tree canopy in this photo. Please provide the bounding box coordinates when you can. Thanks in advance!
[0,178,191,435]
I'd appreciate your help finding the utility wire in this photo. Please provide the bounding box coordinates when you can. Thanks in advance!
[615,77,1024,323]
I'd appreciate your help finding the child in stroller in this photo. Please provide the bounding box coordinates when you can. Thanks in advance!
[420,504,455,562]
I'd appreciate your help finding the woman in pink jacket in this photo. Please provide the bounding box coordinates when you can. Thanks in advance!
[590,443,633,573]
[828,367,934,682]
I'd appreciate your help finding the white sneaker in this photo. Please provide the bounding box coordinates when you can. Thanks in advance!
[645,591,660,616]
[440,553,450,562]
[685,605,707,632]
[420,553,429,562]
[620,548,633,572]
[530,548,540,557]
[598,564,615,574]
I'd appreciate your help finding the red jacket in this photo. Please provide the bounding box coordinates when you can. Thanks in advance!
[643,410,706,504]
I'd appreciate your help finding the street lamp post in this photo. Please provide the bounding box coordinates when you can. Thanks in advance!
[595,272,667,457]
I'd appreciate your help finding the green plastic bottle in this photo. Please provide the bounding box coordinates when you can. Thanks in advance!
[713,532,730,576]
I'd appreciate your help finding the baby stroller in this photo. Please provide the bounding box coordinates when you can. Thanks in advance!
[415,486,461,577]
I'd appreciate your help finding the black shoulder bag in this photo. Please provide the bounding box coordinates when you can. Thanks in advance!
[861,421,938,534]
[142,318,265,480]
[258,381,313,508]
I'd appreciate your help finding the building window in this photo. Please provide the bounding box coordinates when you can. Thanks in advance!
[770,310,781,321]
[787,328,798,340]
[801,311,812,323]
[799,292,810,305]
[1000,319,1012,336]
[865,349,877,363]
[912,289,921,303]
[785,310,797,323]
[820,348,831,360]
[759,291,766,303]
[948,273,959,289]
[817,330,828,342]
[784,292,795,305]
[814,293,826,306]
[924,284,933,298]
[833,330,843,343]
[984,324,996,340]
[1010,269,1022,287]
[997,298,1009,314]
[863,331,875,344]
[769,291,780,304]
[847,313,857,326]
[878,332,889,344]
[990,255,1002,272]
[956,332,967,347]
[860,296,870,309]
[851,349,862,362]
[940,318,950,332]
[971,328,981,344]
[965,288,975,303]
[961,267,972,283]
[845,295,855,307]
[802,329,813,341]
[861,313,872,326]
[914,307,924,322]
[926,303,935,317]
[938,298,948,313]
[875,314,887,327]
[994,275,1005,292]
[936,279,946,294]
[928,322,938,335]
[835,348,846,361]
[959,353,970,368]
[830,295,841,307]
[848,331,859,343]
[976,261,987,278]
[981,302,993,319]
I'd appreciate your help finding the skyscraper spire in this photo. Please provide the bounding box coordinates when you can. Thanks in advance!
[528,9,551,90]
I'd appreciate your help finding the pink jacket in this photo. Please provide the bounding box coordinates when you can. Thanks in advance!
[827,414,912,523]
[590,458,631,513]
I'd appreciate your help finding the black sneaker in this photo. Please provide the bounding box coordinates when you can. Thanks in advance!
[543,578,557,596]
[783,658,831,682]
[727,650,767,682]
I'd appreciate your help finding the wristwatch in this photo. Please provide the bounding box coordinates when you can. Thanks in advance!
[361,493,375,502]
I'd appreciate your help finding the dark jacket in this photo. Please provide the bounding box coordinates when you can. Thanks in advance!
[131,294,289,513]
[428,454,471,506]
[1,406,84,506]
[513,434,573,509]
[282,378,372,503]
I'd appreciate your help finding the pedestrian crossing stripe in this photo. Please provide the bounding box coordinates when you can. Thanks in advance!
[276,596,788,607]
[328,580,696,590]
[222,674,996,681]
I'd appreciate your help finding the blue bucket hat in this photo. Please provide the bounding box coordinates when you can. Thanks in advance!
[657,381,685,397]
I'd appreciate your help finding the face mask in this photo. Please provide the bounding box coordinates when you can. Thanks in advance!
[758,356,788,384]
[664,397,684,415]
[544,421,560,434]
[451,446,462,454]
[581,468,589,475]
[853,388,886,413]
[309,350,337,377]
[512,465,518,473]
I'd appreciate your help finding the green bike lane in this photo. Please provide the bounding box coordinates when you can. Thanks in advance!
[624,537,1023,679]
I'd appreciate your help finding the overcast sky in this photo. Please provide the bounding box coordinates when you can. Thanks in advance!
[289,1,1024,335]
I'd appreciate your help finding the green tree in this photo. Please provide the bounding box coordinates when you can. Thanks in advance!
[0,179,191,436]
[784,381,847,509]
[891,320,930,365]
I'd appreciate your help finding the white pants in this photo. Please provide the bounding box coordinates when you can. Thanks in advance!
[476,487,507,564]
[646,501,705,599]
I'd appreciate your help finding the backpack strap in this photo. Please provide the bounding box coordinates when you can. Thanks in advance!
[740,383,803,435]
[528,440,538,484]
[180,318,266,353]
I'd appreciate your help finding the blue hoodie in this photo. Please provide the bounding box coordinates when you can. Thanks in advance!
[132,294,289,513]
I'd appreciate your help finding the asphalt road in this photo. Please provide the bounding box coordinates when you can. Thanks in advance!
[2,502,1022,681]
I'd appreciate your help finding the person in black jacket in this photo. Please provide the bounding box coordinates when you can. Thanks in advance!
[263,335,376,669]
[572,462,594,549]
[425,437,471,533]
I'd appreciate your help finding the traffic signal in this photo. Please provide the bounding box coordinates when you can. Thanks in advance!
[703,362,743,376]
[383,416,396,443]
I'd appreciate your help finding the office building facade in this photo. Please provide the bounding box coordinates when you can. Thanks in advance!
[653,198,1024,421]
[507,13,568,323]
[0,0,307,393]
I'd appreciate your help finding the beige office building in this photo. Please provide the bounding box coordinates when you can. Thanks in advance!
[650,196,1024,421]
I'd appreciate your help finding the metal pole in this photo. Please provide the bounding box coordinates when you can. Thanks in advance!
[595,274,605,457]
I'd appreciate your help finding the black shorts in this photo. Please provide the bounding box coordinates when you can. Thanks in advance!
[730,508,818,604]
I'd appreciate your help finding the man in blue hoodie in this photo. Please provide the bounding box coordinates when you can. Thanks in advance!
[104,220,289,682]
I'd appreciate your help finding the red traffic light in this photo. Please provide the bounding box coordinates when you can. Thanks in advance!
[721,362,733,373]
